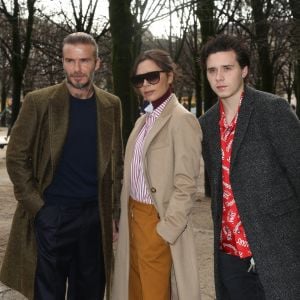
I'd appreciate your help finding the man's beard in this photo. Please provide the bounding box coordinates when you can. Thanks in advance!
[66,73,94,90]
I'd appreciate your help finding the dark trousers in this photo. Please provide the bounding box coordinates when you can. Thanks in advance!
[219,251,266,300]
[34,201,105,300]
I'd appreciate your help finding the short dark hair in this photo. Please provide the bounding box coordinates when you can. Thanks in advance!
[132,49,176,77]
[200,34,250,70]
[62,32,98,58]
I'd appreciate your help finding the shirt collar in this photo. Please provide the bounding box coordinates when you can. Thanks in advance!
[146,93,173,119]
[218,92,245,129]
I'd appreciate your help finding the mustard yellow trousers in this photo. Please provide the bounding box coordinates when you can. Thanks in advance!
[128,197,172,300]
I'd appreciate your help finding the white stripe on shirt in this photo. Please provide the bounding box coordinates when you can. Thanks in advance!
[130,94,173,204]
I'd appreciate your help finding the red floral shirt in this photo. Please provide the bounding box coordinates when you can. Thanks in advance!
[219,95,252,258]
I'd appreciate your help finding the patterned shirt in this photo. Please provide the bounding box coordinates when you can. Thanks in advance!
[130,94,172,204]
[219,94,252,258]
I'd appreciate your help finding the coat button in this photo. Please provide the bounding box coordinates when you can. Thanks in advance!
[150,187,156,193]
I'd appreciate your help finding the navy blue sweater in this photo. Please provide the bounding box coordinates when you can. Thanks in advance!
[44,94,98,205]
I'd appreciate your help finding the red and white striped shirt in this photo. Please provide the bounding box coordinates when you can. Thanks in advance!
[130,94,173,204]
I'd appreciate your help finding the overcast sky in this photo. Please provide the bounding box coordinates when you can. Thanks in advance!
[37,0,175,37]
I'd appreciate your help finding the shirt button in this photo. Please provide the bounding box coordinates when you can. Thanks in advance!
[150,187,156,193]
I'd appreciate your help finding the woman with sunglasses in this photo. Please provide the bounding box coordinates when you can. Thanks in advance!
[112,49,202,300]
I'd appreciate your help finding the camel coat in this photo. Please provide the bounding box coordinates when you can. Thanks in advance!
[0,81,123,300]
[112,95,202,300]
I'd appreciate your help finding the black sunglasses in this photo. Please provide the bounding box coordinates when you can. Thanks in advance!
[131,70,165,88]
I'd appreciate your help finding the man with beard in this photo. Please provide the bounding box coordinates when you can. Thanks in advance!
[0,32,123,300]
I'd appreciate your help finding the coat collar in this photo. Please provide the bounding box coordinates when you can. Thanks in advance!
[143,95,177,156]
[125,94,178,158]
[48,81,114,180]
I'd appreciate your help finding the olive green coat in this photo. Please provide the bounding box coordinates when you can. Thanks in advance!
[0,82,123,300]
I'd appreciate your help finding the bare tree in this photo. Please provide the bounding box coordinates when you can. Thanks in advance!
[40,0,110,36]
[20,0,113,96]
[250,0,274,92]
[131,0,169,57]
[0,0,37,131]
[109,0,137,142]
[196,0,216,114]
[108,0,174,141]
[0,20,12,118]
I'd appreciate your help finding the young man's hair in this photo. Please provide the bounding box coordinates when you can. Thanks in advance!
[62,32,98,58]
[200,34,250,70]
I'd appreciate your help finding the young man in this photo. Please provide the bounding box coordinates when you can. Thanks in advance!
[0,32,123,300]
[199,34,300,300]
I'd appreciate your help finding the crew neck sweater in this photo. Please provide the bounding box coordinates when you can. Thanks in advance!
[44,94,98,205]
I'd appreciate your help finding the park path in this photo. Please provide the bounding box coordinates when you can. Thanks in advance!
[0,126,215,299]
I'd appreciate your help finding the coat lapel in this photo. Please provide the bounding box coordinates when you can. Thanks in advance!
[142,96,176,157]
[231,87,254,168]
[48,82,70,172]
[141,97,176,192]
[48,82,116,183]
[95,87,115,182]
[123,96,176,195]
[207,103,222,189]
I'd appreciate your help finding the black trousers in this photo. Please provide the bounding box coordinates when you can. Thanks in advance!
[34,201,105,300]
[219,251,266,300]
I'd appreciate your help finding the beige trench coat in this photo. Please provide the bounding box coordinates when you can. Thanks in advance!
[0,82,123,300]
[112,95,202,300]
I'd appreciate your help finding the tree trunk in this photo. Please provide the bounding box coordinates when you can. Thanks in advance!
[1,84,7,127]
[10,18,23,128]
[190,10,202,118]
[1,77,7,112]
[196,0,216,197]
[250,0,274,92]
[6,0,36,132]
[109,0,138,143]
[196,0,216,113]
[194,65,202,118]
